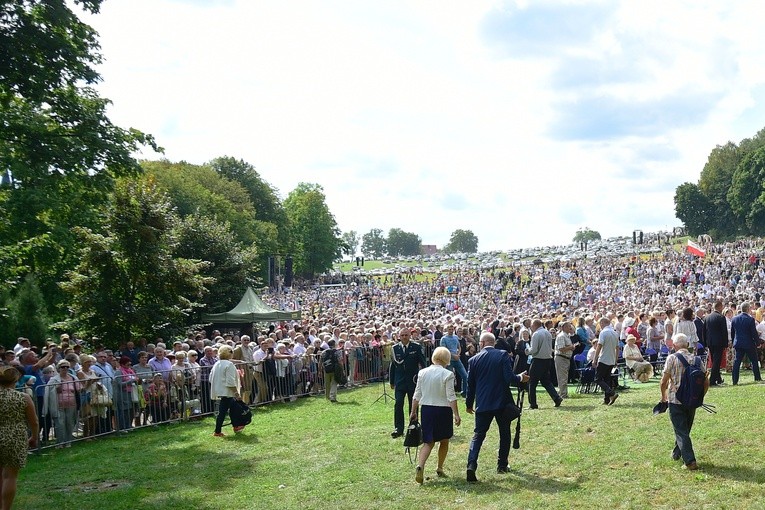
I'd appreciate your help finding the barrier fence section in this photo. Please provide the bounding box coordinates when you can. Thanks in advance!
[29,344,445,451]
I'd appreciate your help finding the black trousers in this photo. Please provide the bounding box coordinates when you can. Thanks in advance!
[708,345,725,385]
[595,362,615,401]
[393,385,414,434]
[215,396,233,433]
[528,358,560,407]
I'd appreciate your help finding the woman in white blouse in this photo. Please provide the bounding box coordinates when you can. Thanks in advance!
[409,347,461,484]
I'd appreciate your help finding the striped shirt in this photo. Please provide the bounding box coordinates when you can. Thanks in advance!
[663,349,706,405]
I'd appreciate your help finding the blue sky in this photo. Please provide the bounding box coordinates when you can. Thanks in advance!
[81,0,765,251]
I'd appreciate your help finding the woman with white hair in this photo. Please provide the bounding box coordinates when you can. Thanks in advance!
[623,335,653,383]
[209,345,242,437]
[408,346,461,484]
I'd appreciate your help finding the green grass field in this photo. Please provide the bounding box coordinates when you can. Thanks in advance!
[18,371,765,510]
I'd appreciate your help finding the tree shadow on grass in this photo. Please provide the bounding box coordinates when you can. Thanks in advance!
[425,468,580,495]
[700,462,765,483]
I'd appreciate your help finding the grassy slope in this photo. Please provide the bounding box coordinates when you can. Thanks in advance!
[18,371,765,510]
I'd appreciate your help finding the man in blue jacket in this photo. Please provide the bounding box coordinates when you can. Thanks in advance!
[731,301,763,385]
[465,332,529,482]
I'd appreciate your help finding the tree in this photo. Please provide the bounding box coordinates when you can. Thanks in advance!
[9,274,48,346]
[674,183,715,237]
[444,229,479,254]
[361,228,387,259]
[0,1,158,316]
[283,183,342,278]
[61,179,209,343]
[341,230,360,257]
[572,228,601,243]
[386,228,422,256]
[174,213,260,314]
[208,156,291,247]
[698,142,741,239]
[728,146,765,236]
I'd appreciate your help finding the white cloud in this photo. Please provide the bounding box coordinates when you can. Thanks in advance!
[80,0,765,250]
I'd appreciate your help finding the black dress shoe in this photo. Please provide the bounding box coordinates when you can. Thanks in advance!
[671,451,681,461]
[390,430,403,438]
[497,466,510,474]
[466,467,478,483]
[554,398,563,407]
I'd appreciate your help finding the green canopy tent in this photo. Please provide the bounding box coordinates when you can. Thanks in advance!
[201,287,301,323]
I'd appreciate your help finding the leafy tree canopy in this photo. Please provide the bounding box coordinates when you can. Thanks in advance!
[387,228,421,257]
[283,183,342,278]
[361,228,387,259]
[61,179,210,343]
[444,229,478,254]
[572,228,601,244]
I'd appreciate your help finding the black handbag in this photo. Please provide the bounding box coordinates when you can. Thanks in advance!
[403,419,423,448]
[403,419,423,464]
[229,399,253,427]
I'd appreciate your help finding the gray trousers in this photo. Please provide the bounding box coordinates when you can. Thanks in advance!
[554,356,570,397]
[54,407,77,444]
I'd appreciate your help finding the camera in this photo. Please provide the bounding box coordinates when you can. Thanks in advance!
[268,347,275,354]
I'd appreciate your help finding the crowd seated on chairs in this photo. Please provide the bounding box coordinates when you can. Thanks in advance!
[3,235,765,449]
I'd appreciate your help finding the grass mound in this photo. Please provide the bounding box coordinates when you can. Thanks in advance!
[19,373,765,510]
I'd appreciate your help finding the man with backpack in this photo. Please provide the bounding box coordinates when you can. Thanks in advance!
[659,333,709,471]
[322,340,342,402]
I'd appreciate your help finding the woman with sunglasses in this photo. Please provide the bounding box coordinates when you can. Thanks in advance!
[43,360,79,447]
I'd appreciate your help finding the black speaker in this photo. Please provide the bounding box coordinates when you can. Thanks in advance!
[268,256,275,288]
[639,231,644,244]
[632,232,637,244]
[285,256,293,287]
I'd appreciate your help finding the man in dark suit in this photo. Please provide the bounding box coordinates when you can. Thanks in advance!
[731,301,763,385]
[703,299,728,386]
[465,332,529,482]
[389,328,427,438]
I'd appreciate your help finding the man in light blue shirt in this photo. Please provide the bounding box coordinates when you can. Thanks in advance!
[440,324,468,397]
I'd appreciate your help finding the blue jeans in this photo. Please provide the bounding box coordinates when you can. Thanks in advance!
[467,408,511,470]
[732,347,762,384]
[669,403,696,464]
[449,360,468,396]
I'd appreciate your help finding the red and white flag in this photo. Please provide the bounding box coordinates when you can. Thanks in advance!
[686,240,706,257]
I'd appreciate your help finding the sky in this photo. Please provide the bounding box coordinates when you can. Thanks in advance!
[80,0,765,251]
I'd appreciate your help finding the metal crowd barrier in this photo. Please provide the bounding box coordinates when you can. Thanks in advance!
[30,345,444,451]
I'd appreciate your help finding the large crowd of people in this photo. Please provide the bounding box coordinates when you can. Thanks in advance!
[2,236,765,476]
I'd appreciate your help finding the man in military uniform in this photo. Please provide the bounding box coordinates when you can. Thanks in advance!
[389,327,427,438]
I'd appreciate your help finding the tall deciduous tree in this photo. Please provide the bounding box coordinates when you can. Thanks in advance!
[341,230,360,257]
[61,179,209,343]
[674,183,715,237]
[387,228,422,256]
[444,229,479,254]
[283,183,342,278]
[0,0,158,313]
[208,156,291,247]
[728,146,765,236]
[361,228,387,259]
[174,213,260,314]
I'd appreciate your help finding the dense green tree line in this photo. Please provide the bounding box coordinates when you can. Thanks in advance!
[356,228,478,258]
[675,127,765,239]
[0,1,342,345]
